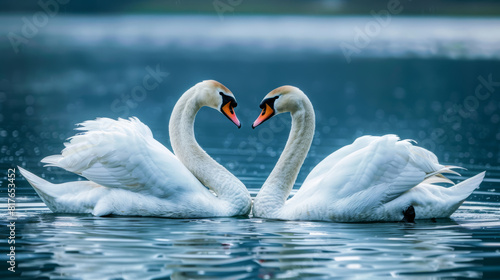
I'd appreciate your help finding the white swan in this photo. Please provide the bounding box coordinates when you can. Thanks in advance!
[251,85,485,222]
[19,80,252,217]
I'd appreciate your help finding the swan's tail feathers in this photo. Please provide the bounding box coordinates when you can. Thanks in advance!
[441,165,465,176]
[18,166,102,214]
[448,171,486,202]
[422,174,455,185]
[41,155,64,167]
[407,144,468,178]
[425,165,464,179]
[18,166,61,212]
[18,166,54,197]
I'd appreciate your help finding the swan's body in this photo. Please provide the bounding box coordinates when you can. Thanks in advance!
[252,86,485,222]
[19,80,251,217]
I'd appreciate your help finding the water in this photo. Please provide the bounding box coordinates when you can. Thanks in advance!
[1,15,500,279]
[2,208,500,279]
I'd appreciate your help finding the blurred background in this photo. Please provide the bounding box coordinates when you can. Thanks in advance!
[1,0,500,193]
[2,0,500,15]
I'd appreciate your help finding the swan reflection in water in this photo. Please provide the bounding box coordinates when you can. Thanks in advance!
[17,213,488,279]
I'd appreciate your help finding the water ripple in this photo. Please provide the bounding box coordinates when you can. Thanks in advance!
[1,203,499,279]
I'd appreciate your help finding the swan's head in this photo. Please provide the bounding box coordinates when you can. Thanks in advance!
[252,85,306,128]
[199,80,241,128]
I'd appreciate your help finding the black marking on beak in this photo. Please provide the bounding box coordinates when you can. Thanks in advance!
[220,92,241,128]
[252,96,279,129]
[259,96,279,110]
[220,92,237,112]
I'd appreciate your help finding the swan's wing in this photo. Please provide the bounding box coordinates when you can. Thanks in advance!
[292,135,445,206]
[42,117,207,198]
[301,135,381,190]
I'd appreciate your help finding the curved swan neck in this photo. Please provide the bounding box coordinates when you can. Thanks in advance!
[254,95,315,217]
[169,87,200,153]
[168,86,250,215]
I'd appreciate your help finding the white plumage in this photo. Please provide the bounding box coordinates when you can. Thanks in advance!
[19,80,251,217]
[252,86,485,222]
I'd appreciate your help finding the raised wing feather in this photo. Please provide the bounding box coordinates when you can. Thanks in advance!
[42,117,207,198]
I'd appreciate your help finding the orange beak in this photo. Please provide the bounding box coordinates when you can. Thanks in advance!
[252,103,274,129]
[221,101,241,128]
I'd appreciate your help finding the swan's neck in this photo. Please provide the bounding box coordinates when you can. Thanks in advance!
[253,99,315,218]
[168,87,250,216]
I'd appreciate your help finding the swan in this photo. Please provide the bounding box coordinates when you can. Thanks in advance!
[251,85,485,222]
[18,80,252,217]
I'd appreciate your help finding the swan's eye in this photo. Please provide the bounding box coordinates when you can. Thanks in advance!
[219,92,224,95]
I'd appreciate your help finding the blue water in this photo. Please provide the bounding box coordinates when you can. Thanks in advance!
[1,15,500,279]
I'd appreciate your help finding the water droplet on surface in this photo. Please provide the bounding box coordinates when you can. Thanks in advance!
[26,107,34,116]
[265,147,276,157]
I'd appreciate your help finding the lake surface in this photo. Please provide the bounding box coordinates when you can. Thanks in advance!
[1,15,500,279]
